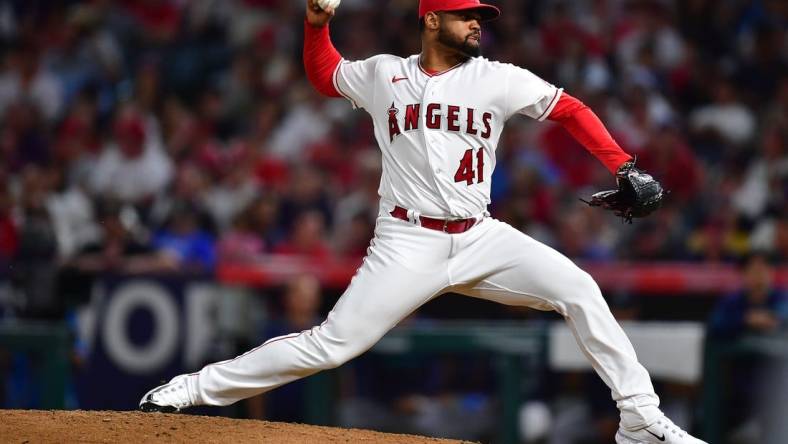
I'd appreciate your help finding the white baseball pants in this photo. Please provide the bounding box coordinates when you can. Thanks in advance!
[189,207,661,430]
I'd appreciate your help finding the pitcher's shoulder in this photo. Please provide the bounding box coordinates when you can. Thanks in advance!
[341,53,407,67]
[469,57,516,72]
[372,54,411,65]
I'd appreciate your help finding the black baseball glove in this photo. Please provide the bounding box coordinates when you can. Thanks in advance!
[582,159,665,223]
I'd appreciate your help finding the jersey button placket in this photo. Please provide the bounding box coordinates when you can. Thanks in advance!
[422,77,453,215]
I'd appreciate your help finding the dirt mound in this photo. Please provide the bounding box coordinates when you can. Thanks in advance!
[1,410,472,443]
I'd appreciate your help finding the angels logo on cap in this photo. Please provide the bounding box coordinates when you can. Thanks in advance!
[418,0,501,22]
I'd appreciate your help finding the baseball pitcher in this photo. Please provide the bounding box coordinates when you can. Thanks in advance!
[140,1,703,443]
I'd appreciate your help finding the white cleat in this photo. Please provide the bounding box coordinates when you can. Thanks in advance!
[139,374,196,413]
[616,416,708,444]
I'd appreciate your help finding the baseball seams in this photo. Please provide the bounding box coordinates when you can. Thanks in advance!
[316,0,341,11]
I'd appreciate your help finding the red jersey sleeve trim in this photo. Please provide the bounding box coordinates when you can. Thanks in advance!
[536,88,563,121]
[332,60,359,108]
[547,93,633,174]
[303,21,342,98]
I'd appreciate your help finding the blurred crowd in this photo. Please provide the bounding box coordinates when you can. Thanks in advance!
[1,0,787,289]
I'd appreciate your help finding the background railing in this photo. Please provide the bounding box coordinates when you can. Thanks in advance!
[220,258,788,294]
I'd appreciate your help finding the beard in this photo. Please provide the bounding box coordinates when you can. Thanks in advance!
[437,28,482,58]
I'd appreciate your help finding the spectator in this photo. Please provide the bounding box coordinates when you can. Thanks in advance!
[90,104,173,204]
[709,253,788,338]
[626,203,688,261]
[151,201,216,272]
[686,208,750,263]
[277,165,334,231]
[45,166,100,260]
[218,50,260,131]
[333,150,380,256]
[333,213,375,258]
[61,200,176,276]
[249,193,285,249]
[2,100,52,172]
[54,92,102,186]
[267,88,333,160]
[273,210,332,260]
[217,201,266,263]
[763,75,788,131]
[149,162,213,232]
[333,150,381,228]
[731,127,788,220]
[751,210,788,263]
[121,0,183,44]
[0,41,64,123]
[690,78,756,148]
[637,126,702,204]
[43,3,123,109]
[201,142,260,232]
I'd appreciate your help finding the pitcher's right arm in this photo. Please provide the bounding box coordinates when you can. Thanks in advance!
[304,0,342,97]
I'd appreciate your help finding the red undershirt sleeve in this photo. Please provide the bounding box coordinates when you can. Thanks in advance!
[303,20,342,98]
[547,93,633,174]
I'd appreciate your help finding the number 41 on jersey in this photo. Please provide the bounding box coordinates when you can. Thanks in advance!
[454,147,485,186]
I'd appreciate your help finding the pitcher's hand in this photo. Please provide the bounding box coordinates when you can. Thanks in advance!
[306,0,336,27]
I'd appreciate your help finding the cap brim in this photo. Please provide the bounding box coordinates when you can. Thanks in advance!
[444,3,501,22]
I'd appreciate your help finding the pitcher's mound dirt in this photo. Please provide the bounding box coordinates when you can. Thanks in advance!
[1,410,473,443]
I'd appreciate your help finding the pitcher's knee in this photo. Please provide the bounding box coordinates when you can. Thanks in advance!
[561,270,606,312]
[322,350,352,369]
[320,336,377,369]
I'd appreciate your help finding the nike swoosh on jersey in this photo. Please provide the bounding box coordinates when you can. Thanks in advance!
[392,76,409,83]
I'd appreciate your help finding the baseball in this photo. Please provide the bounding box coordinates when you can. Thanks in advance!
[316,0,341,11]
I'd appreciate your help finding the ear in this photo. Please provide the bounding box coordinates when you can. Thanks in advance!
[424,11,440,31]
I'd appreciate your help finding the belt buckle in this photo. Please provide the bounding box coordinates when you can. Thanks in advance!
[442,219,449,233]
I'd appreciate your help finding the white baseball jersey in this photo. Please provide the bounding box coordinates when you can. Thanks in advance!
[332,54,563,218]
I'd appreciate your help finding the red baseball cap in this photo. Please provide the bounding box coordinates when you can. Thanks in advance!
[419,0,500,22]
